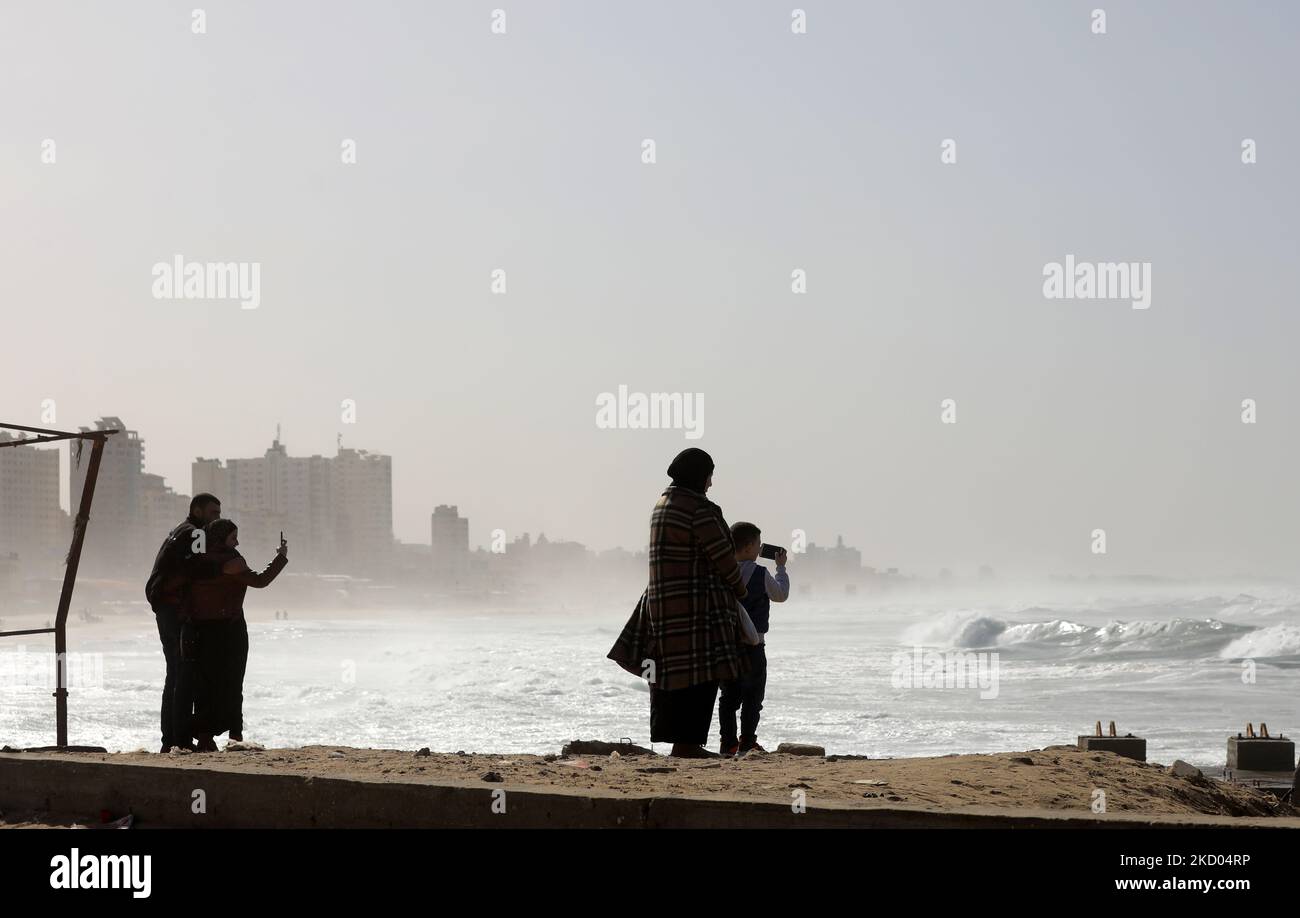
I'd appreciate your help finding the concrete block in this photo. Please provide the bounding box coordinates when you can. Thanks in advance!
[1227,736,1294,772]
[1077,736,1147,761]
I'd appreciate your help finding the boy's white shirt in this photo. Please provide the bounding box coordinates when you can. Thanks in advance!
[735,559,790,645]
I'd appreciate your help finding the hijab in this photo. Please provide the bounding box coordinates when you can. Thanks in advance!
[204,518,239,554]
[666,448,714,493]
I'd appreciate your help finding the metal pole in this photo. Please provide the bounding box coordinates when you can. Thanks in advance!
[53,435,106,748]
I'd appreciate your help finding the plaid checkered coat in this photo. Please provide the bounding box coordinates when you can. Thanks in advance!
[607,485,750,690]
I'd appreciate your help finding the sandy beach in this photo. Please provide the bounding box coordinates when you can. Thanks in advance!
[2,742,1293,827]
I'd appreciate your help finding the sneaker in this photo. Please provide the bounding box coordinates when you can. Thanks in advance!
[739,739,768,754]
[720,742,739,757]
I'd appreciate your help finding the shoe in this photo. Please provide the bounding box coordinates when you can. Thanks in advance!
[195,735,218,753]
[739,738,767,754]
[669,744,720,759]
[229,732,243,742]
[720,742,739,757]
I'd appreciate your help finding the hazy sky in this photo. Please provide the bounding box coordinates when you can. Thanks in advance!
[3,1,1299,578]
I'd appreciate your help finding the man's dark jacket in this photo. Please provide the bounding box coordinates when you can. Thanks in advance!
[146,518,206,611]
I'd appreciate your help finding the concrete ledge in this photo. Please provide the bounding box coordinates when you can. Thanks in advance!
[3,753,1299,829]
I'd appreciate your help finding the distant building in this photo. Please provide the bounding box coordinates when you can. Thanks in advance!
[333,446,394,575]
[431,505,469,583]
[69,417,187,574]
[526,533,588,567]
[392,540,433,583]
[140,472,190,548]
[195,437,393,575]
[0,432,67,568]
[800,534,863,580]
[494,531,593,590]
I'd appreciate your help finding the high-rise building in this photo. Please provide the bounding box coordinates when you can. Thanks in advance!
[431,504,469,583]
[195,437,392,574]
[70,417,143,570]
[0,431,68,569]
[332,446,393,575]
[140,472,191,550]
[69,417,188,574]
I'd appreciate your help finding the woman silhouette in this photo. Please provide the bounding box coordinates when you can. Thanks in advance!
[608,448,750,758]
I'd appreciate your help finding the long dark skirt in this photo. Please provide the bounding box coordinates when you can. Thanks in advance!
[185,618,247,738]
[649,680,719,746]
[229,617,249,736]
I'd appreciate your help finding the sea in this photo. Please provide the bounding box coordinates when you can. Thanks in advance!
[4,581,1299,767]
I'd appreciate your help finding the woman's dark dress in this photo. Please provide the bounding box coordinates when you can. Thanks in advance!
[183,550,287,738]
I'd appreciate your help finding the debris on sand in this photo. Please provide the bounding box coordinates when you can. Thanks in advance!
[561,739,654,757]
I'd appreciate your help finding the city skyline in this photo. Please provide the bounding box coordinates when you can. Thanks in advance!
[3,414,901,584]
[2,411,1283,585]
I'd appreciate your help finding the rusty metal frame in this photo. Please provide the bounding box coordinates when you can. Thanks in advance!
[0,421,119,747]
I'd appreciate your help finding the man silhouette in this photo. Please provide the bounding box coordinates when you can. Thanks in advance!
[145,493,221,752]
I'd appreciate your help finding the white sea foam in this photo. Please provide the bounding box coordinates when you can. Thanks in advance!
[4,584,1299,766]
[903,608,1251,658]
[1219,622,1300,659]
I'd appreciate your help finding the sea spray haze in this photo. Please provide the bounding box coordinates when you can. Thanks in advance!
[4,581,1297,765]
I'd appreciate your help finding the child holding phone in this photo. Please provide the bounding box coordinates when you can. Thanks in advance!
[719,521,790,756]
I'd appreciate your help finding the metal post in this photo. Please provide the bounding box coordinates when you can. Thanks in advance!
[53,435,106,748]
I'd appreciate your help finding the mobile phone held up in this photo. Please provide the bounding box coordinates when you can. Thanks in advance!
[759,543,785,560]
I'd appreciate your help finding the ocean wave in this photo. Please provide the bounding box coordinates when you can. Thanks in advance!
[903,610,1252,658]
[1219,622,1300,659]
[1215,594,1300,620]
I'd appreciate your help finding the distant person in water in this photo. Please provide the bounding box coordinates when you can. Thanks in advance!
[145,492,222,753]
[718,521,789,756]
[608,448,750,758]
[182,519,288,752]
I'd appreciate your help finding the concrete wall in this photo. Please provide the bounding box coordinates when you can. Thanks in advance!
[2,753,1296,829]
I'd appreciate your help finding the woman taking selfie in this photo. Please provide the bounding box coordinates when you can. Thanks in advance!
[181,519,289,752]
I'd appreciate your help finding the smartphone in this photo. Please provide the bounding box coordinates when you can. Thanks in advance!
[759,543,785,560]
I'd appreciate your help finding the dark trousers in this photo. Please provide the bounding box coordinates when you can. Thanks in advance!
[153,608,184,749]
[230,617,248,736]
[179,617,248,739]
[719,644,767,746]
[649,680,719,746]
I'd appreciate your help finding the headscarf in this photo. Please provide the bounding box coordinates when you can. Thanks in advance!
[667,448,714,493]
[204,518,239,553]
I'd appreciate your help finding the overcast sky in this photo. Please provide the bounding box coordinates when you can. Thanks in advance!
[3,1,1298,578]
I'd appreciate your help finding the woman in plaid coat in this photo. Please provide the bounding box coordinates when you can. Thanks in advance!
[608,448,750,757]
